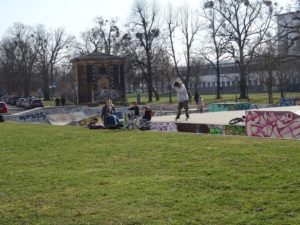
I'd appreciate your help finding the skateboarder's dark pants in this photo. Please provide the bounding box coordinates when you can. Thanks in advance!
[176,100,189,119]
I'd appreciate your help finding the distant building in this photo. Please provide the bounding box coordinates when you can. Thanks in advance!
[71,52,126,105]
[127,59,300,96]
[177,62,265,95]
[277,11,300,56]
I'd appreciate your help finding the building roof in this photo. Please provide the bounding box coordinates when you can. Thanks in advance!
[70,52,125,63]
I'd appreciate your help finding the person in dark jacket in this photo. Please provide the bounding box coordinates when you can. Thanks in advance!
[128,101,140,118]
[139,106,154,130]
[101,99,121,128]
[60,97,66,106]
[194,90,199,105]
[142,106,152,121]
[88,118,104,129]
[54,97,60,106]
[101,99,116,120]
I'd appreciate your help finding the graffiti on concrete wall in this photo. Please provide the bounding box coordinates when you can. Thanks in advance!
[197,124,210,133]
[209,126,223,135]
[176,123,224,135]
[280,98,295,106]
[207,125,224,135]
[225,125,246,136]
[18,112,46,122]
[209,102,252,112]
[150,121,177,132]
[280,98,300,106]
[6,106,102,124]
[149,120,246,136]
[176,123,200,133]
[47,112,86,125]
[246,110,300,139]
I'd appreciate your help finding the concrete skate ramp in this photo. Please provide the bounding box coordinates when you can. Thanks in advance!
[47,112,87,125]
[3,106,102,125]
[150,110,246,133]
[246,106,300,140]
[150,105,300,139]
[151,110,246,125]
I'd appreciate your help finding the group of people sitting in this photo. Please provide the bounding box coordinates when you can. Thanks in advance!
[126,101,153,129]
[88,99,153,130]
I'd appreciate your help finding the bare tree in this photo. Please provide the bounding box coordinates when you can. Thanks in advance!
[35,26,75,100]
[125,0,163,102]
[275,59,298,97]
[206,0,275,99]
[257,50,276,104]
[0,23,38,96]
[189,57,206,93]
[0,39,18,94]
[78,17,121,55]
[180,3,201,98]
[152,49,174,103]
[165,3,181,81]
[277,10,300,56]
[165,2,201,98]
[202,3,229,99]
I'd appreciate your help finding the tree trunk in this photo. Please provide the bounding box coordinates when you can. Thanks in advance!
[24,73,30,97]
[42,70,50,101]
[168,84,172,104]
[267,77,273,104]
[146,84,152,102]
[280,88,284,98]
[239,64,247,99]
[267,54,273,104]
[216,69,221,99]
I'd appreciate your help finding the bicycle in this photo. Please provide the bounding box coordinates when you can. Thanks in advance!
[229,116,246,125]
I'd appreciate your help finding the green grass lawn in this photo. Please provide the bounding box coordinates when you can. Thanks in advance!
[1,123,300,225]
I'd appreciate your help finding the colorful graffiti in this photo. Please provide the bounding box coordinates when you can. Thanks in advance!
[209,127,223,135]
[150,121,177,132]
[209,102,252,112]
[176,123,224,135]
[47,112,86,125]
[280,98,300,107]
[225,125,246,136]
[197,124,210,133]
[176,123,200,133]
[246,110,300,139]
[5,106,102,124]
[18,112,46,122]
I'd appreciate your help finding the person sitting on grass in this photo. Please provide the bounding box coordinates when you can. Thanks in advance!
[88,118,104,129]
[127,101,140,119]
[142,106,152,121]
[126,101,140,129]
[139,106,154,130]
[101,99,122,129]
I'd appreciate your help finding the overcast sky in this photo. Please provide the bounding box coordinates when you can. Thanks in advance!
[0,0,296,39]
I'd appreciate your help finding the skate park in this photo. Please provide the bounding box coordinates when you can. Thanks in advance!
[150,104,300,140]
[3,101,300,140]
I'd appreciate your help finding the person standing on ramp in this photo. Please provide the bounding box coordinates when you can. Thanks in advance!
[174,81,189,121]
